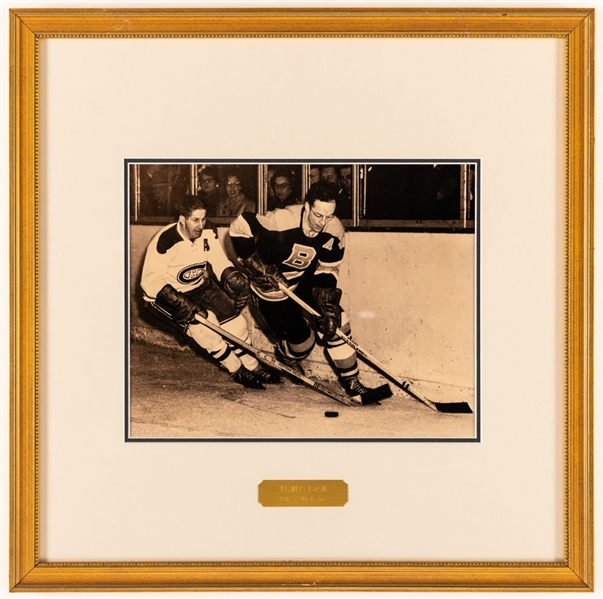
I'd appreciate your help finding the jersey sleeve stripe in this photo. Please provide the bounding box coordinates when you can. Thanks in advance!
[315,261,341,279]
[317,259,343,269]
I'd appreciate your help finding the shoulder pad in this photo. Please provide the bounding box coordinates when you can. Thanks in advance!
[204,219,219,239]
[230,212,256,237]
[324,217,345,243]
[256,204,303,232]
[156,224,181,254]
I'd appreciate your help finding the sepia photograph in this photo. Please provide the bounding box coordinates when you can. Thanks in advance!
[127,160,478,440]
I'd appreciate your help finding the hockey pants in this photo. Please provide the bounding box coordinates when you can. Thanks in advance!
[256,296,359,379]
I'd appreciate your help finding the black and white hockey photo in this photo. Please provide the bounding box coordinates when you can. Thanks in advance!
[127,161,478,440]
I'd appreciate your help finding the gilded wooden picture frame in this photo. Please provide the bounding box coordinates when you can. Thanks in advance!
[9,7,594,591]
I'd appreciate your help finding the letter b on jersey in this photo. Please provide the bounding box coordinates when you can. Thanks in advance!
[282,243,317,270]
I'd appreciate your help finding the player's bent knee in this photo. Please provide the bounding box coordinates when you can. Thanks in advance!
[220,314,250,341]
[186,321,224,353]
[286,331,315,359]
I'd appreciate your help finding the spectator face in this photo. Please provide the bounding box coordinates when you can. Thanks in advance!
[305,199,336,234]
[181,208,207,240]
[200,172,218,194]
[339,166,352,196]
[226,175,242,198]
[309,167,320,185]
[320,166,339,186]
[273,176,292,202]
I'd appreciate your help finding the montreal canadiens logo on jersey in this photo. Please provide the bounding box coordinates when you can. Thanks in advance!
[177,262,206,285]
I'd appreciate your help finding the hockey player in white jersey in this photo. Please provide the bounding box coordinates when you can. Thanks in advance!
[140,194,280,389]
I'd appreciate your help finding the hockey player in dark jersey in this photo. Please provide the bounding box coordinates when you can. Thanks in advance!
[229,181,376,401]
[140,194,280,389]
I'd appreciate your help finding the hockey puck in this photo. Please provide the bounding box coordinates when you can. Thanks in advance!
[324,411,339,418]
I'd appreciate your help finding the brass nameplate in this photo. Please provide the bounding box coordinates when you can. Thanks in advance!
[258,480,348,507]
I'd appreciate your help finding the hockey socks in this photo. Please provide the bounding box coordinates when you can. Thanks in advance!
[209,344,240,374]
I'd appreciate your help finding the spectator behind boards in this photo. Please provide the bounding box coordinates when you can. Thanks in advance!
[268,168,301,211]
[197,166,221,217]
[216,170,255,217]
[320,165,352,219]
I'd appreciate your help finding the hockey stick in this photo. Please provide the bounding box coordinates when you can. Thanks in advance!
[278,284,473,414]
[191,313,361,407]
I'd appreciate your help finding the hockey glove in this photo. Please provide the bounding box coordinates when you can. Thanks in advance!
[156,284,207,325]
[221,267,251,310]
[312,287,343,341]
[243,252,289,292]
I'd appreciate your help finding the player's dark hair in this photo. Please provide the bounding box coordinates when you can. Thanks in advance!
[270,168,294,191]
[305,181,339,206]
[179,194,207,218]
[199,166,219,183]
[320,164,340,178]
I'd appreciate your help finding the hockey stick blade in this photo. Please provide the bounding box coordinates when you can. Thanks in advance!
[400,382,473,414]
[277,284,472,414]
[360,384,393,405]
[312,381,362,407]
